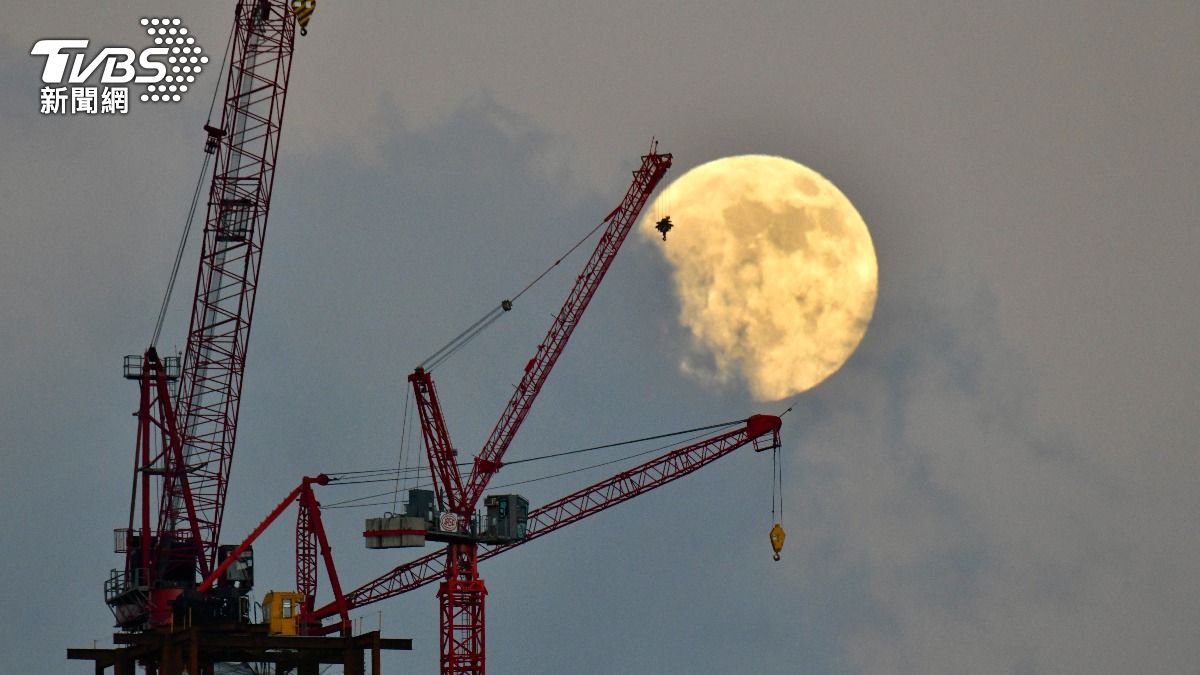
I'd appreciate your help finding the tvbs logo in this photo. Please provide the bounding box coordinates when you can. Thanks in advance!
[32,17,207,114]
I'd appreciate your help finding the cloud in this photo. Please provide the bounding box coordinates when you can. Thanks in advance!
[0,82,602,672]
[784,271,1197,674]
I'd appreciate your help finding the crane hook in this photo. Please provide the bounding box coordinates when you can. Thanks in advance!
[291,0,315,35]
[769,523,786,562]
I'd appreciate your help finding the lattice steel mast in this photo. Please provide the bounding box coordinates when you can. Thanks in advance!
[109,0,298,630]
[161,0,296,574]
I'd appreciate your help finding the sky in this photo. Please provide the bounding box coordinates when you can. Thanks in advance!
[1,2,1197,673]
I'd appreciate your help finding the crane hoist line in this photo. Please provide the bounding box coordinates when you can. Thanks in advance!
[329,142,787,675]
[418,209,615,372]
[322,417,746,485]
[314,418,749,512]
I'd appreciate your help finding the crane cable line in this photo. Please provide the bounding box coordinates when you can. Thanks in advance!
[500,418,740,467]
[420,304,507,371]
[324,415,744,504]
[150,155,211,348]
[771,444,783,524]
[774,398,794,520]
[418,214,612,371]
[205,16,237,124]
[322,421,736,510]
[390,387,413,513]
[324,418,742,483]
[148,20,237,349]
[488,422,723,490]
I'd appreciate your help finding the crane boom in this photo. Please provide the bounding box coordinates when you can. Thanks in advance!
[354,143,675,671]
[105,1,303,633]
[491,414,781,550]
[462,145,673,511]
[411,367,467,512]
[314,414,781,622]
[159,0,297,574]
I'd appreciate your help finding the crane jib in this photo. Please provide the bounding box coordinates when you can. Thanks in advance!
[311,414,781,621]
[464,148,673,510]
[158,0,298,580]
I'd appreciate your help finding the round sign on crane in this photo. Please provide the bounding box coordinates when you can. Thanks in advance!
[439,512,459,533]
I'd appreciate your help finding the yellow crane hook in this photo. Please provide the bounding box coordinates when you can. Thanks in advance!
[291,0,315,36]
[769,523,786,562]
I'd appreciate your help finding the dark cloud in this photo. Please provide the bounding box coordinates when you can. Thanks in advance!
[783,265,1190,674]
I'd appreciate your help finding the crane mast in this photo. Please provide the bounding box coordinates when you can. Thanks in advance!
[411,368,467,512]
[162,0,296,575]
[108,0,297,631]
[392,144,673,674]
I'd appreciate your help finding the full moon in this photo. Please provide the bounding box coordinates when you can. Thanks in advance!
[641,155,878,401]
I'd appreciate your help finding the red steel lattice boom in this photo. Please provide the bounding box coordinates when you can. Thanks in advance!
[161,0,297,575]
[108,0,300,632]
[311,414,782,622]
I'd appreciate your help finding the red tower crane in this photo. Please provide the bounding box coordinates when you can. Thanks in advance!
[194,414,780,670]
[107,0,299,631]
[87,11,782,668]
[287,144,785,674]
[413,145,673,674]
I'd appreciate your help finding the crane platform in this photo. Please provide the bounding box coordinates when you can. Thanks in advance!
[67,624,411,675]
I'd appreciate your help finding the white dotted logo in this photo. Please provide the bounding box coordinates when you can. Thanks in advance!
[31,17,209,114]
[139,17,207,104]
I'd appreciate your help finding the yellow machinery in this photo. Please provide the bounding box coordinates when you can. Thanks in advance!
[262,591,306,636]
